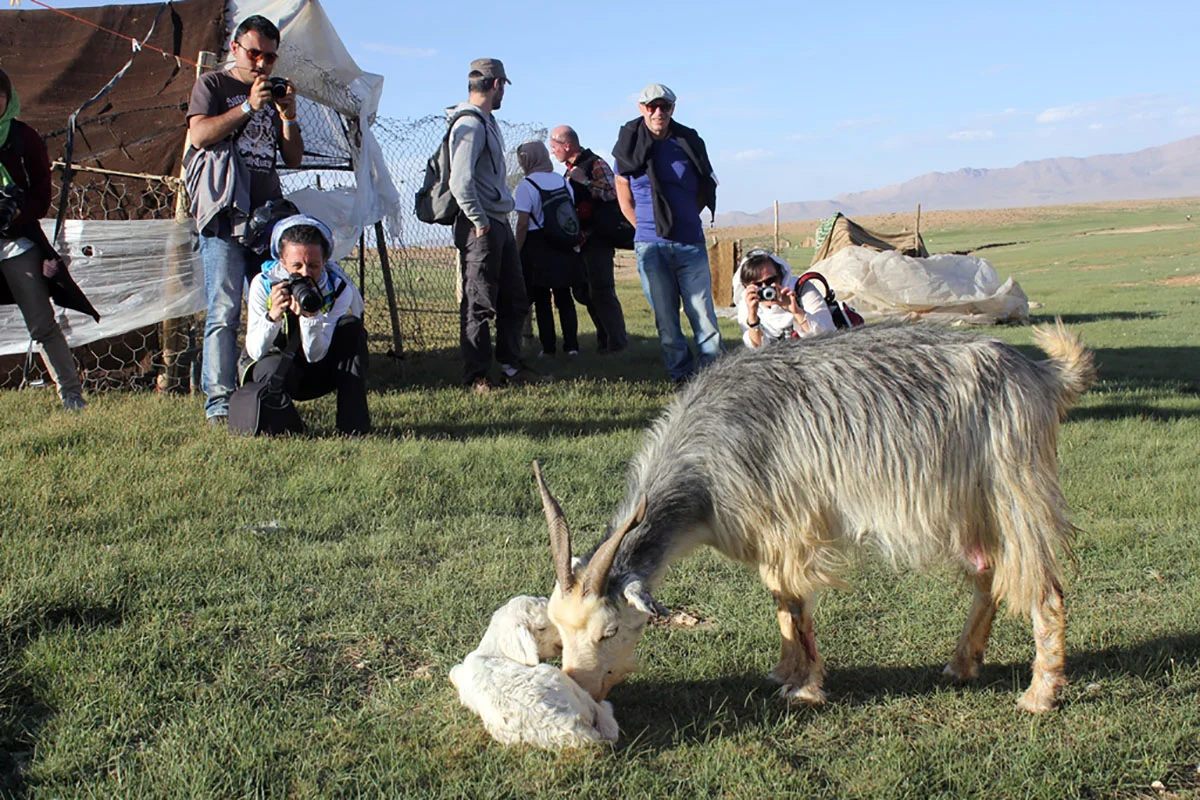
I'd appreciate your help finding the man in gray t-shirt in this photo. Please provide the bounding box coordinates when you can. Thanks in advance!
[185,14,303,424]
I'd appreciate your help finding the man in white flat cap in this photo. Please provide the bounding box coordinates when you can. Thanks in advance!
[611,83,722,386]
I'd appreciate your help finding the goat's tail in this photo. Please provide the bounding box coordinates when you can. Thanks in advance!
[1032,319,1097,417]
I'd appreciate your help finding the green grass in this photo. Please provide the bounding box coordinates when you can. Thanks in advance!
[2,201,1199,799]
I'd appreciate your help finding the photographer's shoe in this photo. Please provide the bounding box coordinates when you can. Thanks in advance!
[61,392,87,412]
[501,365,552,386]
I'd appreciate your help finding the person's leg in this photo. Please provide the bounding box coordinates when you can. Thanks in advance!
[531,285,556,355]
[674,242,724,371]
[582,244,627,351]
[553,285,579,353]
[634,241,693,381]
[200,232,255,419]
[493,220,529,369]
[292,316,370,435]
[454,214,500,383]
[0,249,84,400]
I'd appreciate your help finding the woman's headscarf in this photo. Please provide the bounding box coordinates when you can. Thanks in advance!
[0,85,21,187]
[517,140,553,176]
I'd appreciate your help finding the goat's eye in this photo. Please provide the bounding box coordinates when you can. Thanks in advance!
[599,625,619,641]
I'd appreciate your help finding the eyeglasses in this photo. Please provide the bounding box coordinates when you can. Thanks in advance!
[645,102,674,114]
[235,41,279,64]
[751,276,779,288]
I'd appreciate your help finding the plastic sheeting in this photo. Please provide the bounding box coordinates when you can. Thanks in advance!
[815,246,1030,326]
[0,220,201,356]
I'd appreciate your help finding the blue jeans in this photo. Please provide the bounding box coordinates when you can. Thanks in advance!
[200,231,261,417]
[634,241,724,381]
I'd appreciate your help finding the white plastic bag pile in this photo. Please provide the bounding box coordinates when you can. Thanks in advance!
[815,245,1029,326]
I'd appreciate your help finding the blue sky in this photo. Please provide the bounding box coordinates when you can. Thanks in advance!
[54,0,1200,213]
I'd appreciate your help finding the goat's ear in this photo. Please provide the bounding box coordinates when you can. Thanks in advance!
[623,580,667,618]
[497,624,542,666]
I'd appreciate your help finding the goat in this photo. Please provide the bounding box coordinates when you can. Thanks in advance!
[449,595,621,748]
[536,321,1096,713]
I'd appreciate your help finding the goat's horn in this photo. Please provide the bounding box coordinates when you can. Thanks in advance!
[583,495,648,598]
[533,460,575,594]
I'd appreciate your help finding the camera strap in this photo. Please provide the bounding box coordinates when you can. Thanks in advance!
[266,311,303,395]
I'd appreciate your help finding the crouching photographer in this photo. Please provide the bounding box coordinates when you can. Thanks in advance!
[735,250,836,349]
[239,215,370,435]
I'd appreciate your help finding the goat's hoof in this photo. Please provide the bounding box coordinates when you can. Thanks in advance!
[1017,682,1064,713]
[781,684,827,706]
[942,660,980,683]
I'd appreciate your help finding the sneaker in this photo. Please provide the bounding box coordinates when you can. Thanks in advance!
[206,413,228,427]
[502,366,552,386]
[566,350,579,357]
[61,392,87,411]
[536,349,553,358]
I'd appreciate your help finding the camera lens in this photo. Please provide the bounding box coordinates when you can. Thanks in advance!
[285,276,322,314]
[270,78,289,98]
[758,285,778,302]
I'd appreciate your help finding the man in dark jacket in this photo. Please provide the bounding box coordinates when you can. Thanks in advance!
[612,83,723,385]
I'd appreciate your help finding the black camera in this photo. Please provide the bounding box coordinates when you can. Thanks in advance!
[0,183,25,236]
[756,284,780,303]
[281,274,322,314]
[269,77,290,99]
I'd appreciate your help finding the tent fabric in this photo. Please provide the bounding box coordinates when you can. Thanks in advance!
[815,246,1030,326]
[810,212,928,265]
[0,0,226,179]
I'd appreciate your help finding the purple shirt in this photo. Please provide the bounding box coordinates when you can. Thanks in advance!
[622,136,704,245]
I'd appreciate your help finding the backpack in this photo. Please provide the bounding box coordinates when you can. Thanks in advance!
[795,271,865,330]
[414,108,486,225]
[525,177,583,252]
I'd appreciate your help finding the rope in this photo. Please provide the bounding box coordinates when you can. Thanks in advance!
[16,0,200,69]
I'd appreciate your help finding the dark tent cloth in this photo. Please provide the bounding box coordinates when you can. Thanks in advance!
[0,0,227,181]
[811,212,929,265]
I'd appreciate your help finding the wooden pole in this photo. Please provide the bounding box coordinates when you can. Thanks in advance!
[375,220,404,359]
[773,200,780,254]
[914,203,922,252]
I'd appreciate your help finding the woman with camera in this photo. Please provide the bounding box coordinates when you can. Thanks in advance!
[242,214,369,435]
[735,249,836,349]
[0,68,99,410]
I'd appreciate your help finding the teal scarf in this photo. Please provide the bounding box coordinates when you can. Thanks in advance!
[0,88,21,187]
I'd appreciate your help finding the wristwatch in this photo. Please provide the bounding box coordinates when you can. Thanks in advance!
[747,319,761,329]
[240,99,254,116]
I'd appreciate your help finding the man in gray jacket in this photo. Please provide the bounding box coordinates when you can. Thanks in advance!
[448,58,541,392]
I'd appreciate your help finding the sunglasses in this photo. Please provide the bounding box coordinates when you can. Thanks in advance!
[751,276,779,288]
[235,41,279,64]
[645,102,674,113]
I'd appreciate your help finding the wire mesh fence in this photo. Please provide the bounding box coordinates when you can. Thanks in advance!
[0,108,547,393]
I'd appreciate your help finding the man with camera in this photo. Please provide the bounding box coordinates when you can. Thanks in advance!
[186,14,303,426]
[243,215,369,435]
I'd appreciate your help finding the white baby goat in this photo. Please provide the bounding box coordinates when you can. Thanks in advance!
[449,595,620,748]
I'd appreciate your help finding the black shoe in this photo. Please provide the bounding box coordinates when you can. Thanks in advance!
[503,366,552,386]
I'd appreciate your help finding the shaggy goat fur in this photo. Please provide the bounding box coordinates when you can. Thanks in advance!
[449,596,620,748]
[542,321,1096,713]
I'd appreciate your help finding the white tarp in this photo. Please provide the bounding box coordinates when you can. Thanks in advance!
[0,220,201,356]
[815,246,1030,326]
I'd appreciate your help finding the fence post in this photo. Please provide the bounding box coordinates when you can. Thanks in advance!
[374,220,404,359]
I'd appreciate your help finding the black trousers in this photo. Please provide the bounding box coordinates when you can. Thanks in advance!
[453,213,529,382]
[247,316,371,435]
[580,242,628,351]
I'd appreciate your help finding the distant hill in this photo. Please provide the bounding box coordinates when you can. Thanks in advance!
[716,135,1200,227]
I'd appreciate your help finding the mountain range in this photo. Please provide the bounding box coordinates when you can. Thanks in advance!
[716,135,1200,227]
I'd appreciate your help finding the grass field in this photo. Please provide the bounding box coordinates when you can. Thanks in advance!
[1,199,1198,799]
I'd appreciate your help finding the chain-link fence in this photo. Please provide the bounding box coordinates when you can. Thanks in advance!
[0,111,547,392]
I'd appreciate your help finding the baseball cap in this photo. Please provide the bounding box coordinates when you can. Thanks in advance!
[638,83,676,105]
[469,58,512,85]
